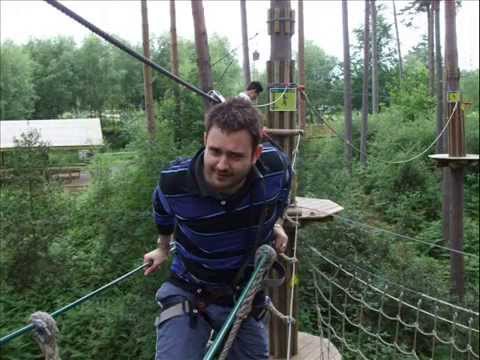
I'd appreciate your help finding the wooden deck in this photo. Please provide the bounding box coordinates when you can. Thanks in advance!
[270,332,341,360]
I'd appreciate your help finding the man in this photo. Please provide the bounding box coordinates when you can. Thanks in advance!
[238,81,263,102]
[144,98,291,360]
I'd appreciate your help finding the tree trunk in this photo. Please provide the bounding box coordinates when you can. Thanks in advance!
[141,0,155,138]
[342,0,353,174]
[428,3,435,96]
[240,0,251,87]
[392,0,403,80]
[170,0,179,77]
[360,0,370,166]
[298,0,306,129]
[445,0,465,302]
[191,0,213,110]
[371,0,379,113]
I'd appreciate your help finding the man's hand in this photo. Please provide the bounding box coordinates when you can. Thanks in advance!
[143,248,169,276]
[273,224,288,253]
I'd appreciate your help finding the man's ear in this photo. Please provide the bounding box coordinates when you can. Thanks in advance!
[252,144,263,163]
[203,132,207,146]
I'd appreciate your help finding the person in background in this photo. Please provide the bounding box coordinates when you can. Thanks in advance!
[144,98,291,360]
[238,81,263,102]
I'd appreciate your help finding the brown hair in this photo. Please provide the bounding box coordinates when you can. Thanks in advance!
[205,98,263,149]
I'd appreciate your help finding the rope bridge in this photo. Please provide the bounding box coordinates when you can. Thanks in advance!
[308,246,479,360]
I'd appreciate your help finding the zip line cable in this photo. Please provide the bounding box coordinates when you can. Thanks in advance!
[302,90,459,166]
[0,263,148,347]
[44,0,219,105]
[331,212,479,258]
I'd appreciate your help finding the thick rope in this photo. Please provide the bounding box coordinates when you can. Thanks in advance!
[215,245,277,360]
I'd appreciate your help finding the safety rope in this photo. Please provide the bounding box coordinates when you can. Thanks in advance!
[0,263,148,348]
[301,89,459,166]
[44,0,220,105]
[203,245,277,360]
[254,86,289,108]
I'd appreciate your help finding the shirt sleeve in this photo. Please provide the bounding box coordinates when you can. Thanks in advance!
[152,185,175,235]
[276,151,293,217]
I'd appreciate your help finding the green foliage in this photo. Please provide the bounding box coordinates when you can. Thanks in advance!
[461,69,479,111]
[0,41,36,120]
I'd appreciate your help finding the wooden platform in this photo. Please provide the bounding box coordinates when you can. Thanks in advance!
[270,332,341,360]
[429,153,479,168]
[287,197,344,223]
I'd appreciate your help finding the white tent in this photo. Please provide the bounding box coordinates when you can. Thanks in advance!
[0,118,103,150]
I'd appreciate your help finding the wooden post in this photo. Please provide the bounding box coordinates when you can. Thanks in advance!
[169,0,179,77]
[266,1,297,358]
[392,0,403,80]
[141,0,155,138]
[191,0,213,110]
[240,0,251,87]
[342,0,353,174]
[297,0,305,129]
[444,0,465,301]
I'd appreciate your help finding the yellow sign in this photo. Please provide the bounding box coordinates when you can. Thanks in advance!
[447,91,461,103]
[270,87,297,112]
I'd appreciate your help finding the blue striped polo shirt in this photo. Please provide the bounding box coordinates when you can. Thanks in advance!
[152,143,292,287]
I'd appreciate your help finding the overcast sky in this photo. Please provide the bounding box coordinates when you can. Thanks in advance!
[1,0,478,72]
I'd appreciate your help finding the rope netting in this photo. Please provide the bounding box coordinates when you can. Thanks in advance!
[309,246,479,360]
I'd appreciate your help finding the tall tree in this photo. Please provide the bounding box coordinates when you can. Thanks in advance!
[342,0,353,173]
[371,0,379,113]
[141,0,156,138]
[392,0,403,80]
[360,0,371,166]
[240,0,251,87]
[191,0,213,110]
[298,0,306,129]
[0,41,36,120]
[427,1,435,96]
[170,0,180,77]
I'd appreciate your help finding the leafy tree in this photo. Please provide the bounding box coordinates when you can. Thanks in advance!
[0,41,36,120]
[25,37,79,119]
[461,69,479,111]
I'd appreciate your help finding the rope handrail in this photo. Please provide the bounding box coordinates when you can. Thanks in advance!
[44,0,219,105]
[203,245,277,360]
[302,90,459,166]
[333,213,479,259]
[0,263,148,348]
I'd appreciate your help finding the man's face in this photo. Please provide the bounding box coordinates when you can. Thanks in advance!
[247,89,259,101]
[203,126,262,194]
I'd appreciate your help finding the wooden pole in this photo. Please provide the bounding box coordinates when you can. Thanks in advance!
[191,0,213,110]
[444,0,465,301]
[169,0,179,77]
[371,0,379,114]
[392,0,403,80]
[360,0,370,166]
[298,0,305,129]
[240,0,251,87]
[267,1,297,358]
[428,3,435,97]
[342,0,353,174]
[141,0,155,138]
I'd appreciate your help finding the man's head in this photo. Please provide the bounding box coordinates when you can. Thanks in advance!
[203,98,263,194]
[246,81,263,101]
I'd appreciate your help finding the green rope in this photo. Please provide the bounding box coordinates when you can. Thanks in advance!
[0,263,148,348]
[203,245,277,360]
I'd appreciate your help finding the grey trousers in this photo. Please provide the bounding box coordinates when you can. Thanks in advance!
[154,281,269,360]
